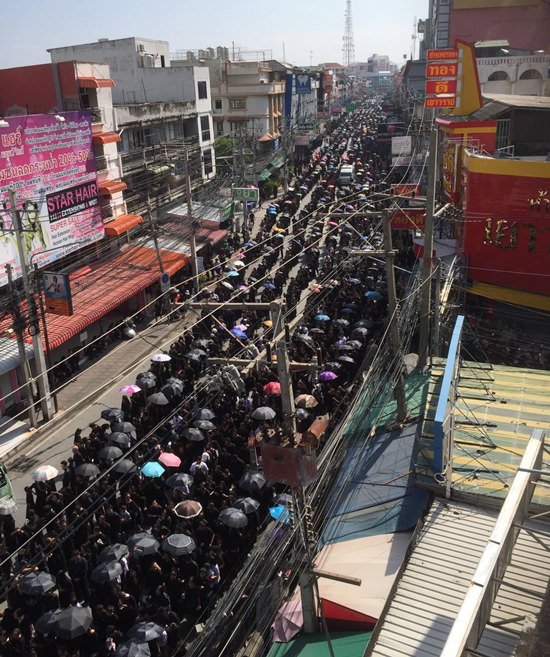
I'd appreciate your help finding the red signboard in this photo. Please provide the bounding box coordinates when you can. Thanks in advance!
[427,48,459,61]
[426,63,458,78]
[425,97,456,108]
[462,165,550,296]
[425,79,457,95]
[390,208,426,231]
[391,184,420,198]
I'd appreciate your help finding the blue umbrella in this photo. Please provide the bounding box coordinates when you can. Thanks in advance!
[263,283,276,290]
[314,314,330,321]
[141,462,165,478]
[227,270,240,277]
[269,505,291,524]
[243,241,256,247]
[365,290,383,301]
[230,327,248,339]
[347,278,361,285]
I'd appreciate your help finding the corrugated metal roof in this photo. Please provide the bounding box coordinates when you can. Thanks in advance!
[471,94,550,121]
[0,337,34,376]
[367,499,550,657]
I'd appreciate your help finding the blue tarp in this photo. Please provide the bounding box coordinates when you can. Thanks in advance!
[320,424,430,546]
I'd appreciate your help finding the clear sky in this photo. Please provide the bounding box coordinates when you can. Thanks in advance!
[3,0,427,70]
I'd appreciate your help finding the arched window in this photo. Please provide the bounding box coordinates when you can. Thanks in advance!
[519,69,542,80]
[488,71,509,81]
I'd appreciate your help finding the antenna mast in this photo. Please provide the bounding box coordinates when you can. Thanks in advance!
[342,0,355,66]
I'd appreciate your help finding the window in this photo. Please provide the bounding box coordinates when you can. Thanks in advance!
[203,148,213,175]
[229,98,246,110]
[214,99,222,110]
[520,69,542,80]
[215,121,224,136]
[198,81,208,99]
[200,115,211,142]
[488,71,509,82]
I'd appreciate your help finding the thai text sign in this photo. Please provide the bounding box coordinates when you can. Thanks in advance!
[425,97,457,108]
[426,79,457,95]
[390,208,426,231]
[427,48,459,61]
[426,63,458,79]
[0,111,104,285]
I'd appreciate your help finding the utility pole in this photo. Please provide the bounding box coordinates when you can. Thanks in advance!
[433,258,441,360]
[270,301,296,434]
[9,189,53,422]
[382,209,407,423]
[418,128,438,369]
[5,264,37,428]
[183,149,200,295]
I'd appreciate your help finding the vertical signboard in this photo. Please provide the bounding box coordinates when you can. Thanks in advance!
[0,111,104,285]
[43,272,73,316]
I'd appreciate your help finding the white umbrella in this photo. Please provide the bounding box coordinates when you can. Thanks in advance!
[32,465,58,482]
[151,353,171,363]
[232,260,245,269]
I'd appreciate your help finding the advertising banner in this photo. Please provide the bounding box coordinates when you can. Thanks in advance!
[391,208,426,231]
[0,112,104,286]
[295,73,312,95]
[425,79,457,95]
[427,48,458,61]
[462,154,550,295]
[377,122,406,143]
[391,135,412,156]
[391,183,420,198]
[43,271,73,316]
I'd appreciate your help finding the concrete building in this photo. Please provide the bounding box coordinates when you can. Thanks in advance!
[49,37,216,215]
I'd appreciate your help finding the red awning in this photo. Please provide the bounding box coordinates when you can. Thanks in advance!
[104,214,144,237]
[99,180,128,197]
[93,132,122,145]
[194,227,228,245]
[78,76,116,89]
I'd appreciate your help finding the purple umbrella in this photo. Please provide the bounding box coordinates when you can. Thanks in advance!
[319,371,338,381]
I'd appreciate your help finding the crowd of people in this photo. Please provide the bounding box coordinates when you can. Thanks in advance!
[0,100,416,657]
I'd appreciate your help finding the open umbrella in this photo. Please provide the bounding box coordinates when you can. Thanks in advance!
[183,428,205,442]
[113,459,137,474]
[314,314,330,321]
[296,407,313,423]
[18,571,56,595]
[113,421,136,434]
[141,462,165,478]
[251,406,276,421]
[195,408,215,420]
[184,349,207,361]
[352,327,369,339]
[194,419,215,431]
[92,561,123,584]
[158,452,181,468]
[269,505,291,524]
[239,471,266,493]
[232,497,260,514]
[219,508,248,529]
[128,622,166,643]
[150,353,171,363]
[365,290,383,301]
[190,339,213,350]
[273,492,293,506]
[54,606,93,639]
[309,328,325,335]
[166,472,194,489]
[230,327,248,339]
[147,392,169,406]
[232,260,245,269]
[119,384,141,395]
[263,381,282,396]
[99,543,129,563]
[294,394,318,409]
[346,340,363,350]
[319,371,338,381]
[0,499,17,515]
[74,463,100,478]
[115,640,151,657]
[161,383,183,399]
[262,283,277,290]
[338,355,356,364]
[32,465,58,482]
[35,609,62,636]
[324,361,342,372]
[166,376,184,387]
[101,408,124,423]
[135,373,156,390]
[227,270,240,278]
[99,446,123,461]
[162,533,196,556]
[108,432,132,448]
[334,318,350,327]
[336,344,355,351]
[127,532,160,557]
[174,500,203,519]
[221,281,234,290]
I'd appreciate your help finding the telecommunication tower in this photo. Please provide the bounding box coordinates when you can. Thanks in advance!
[342,0,355,66]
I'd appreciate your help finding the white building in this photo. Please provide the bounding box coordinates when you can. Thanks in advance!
[477,53,550,96]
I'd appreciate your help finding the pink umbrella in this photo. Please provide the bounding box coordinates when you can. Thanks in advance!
[263,381,282,396]
[158,452,181,468]
[119,384,141,395]
[328,221,338,227]
[272,599,303,642]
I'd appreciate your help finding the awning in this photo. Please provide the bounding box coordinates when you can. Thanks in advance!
[99,180,128,197]
[93,132,122,145]
[104,214,144,237]
[468,281,550,312]
[0,338,34,376]
[258,133,274,143]
[195,227,228,245]
[77,76,116,89]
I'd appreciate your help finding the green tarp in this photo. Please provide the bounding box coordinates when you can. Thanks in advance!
[267,632,373,657]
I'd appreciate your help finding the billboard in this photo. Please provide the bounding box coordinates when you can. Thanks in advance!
[295,73,312,95]
[391,135,412,156]
[0,111,104,285]
[391,208,426,231]
[43,272,73,316]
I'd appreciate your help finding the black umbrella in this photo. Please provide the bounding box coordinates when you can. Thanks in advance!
[334,318,350,327]
[309,328,325,335]
[92,561,123,584]
[107,432,131,448]
[127,532,160,557]
[183,428,205,442]
[55,606,93,639]
[338,355,355,364]
[335,344,355,351]
[162,533,196,556]
[232,497,260,514]
[112,422,136,434]
[128,622,166,642]
[273,492,293,506]
[35,609,62,635]
[184,349,207,361]
[346,340,363,349]
[166,377,184,387]
[74,463,100,478]
[147,392,169,406]
[115,640,151,657]
[239,471,267,493]
[191,339,214,350]
[99,445,123,461]
[324,361,342,372]
[251,407,276,421]
[135,376,156,390]
[161,383,183,399]
[219,508,248,528]
[113,459,137,474]
[99,543,129,563]
[195,408,215,420]
[18,571,56,595]
[101,408,124,423]
[194,419,215,431]
[353,320,370,329]
[295,334,314,345]
[296,408,313,423]
[351,327,368,340]
[166,472,194,489]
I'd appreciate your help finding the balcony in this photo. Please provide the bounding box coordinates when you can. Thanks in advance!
[114,100,197,127]
[120,136,200,174]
